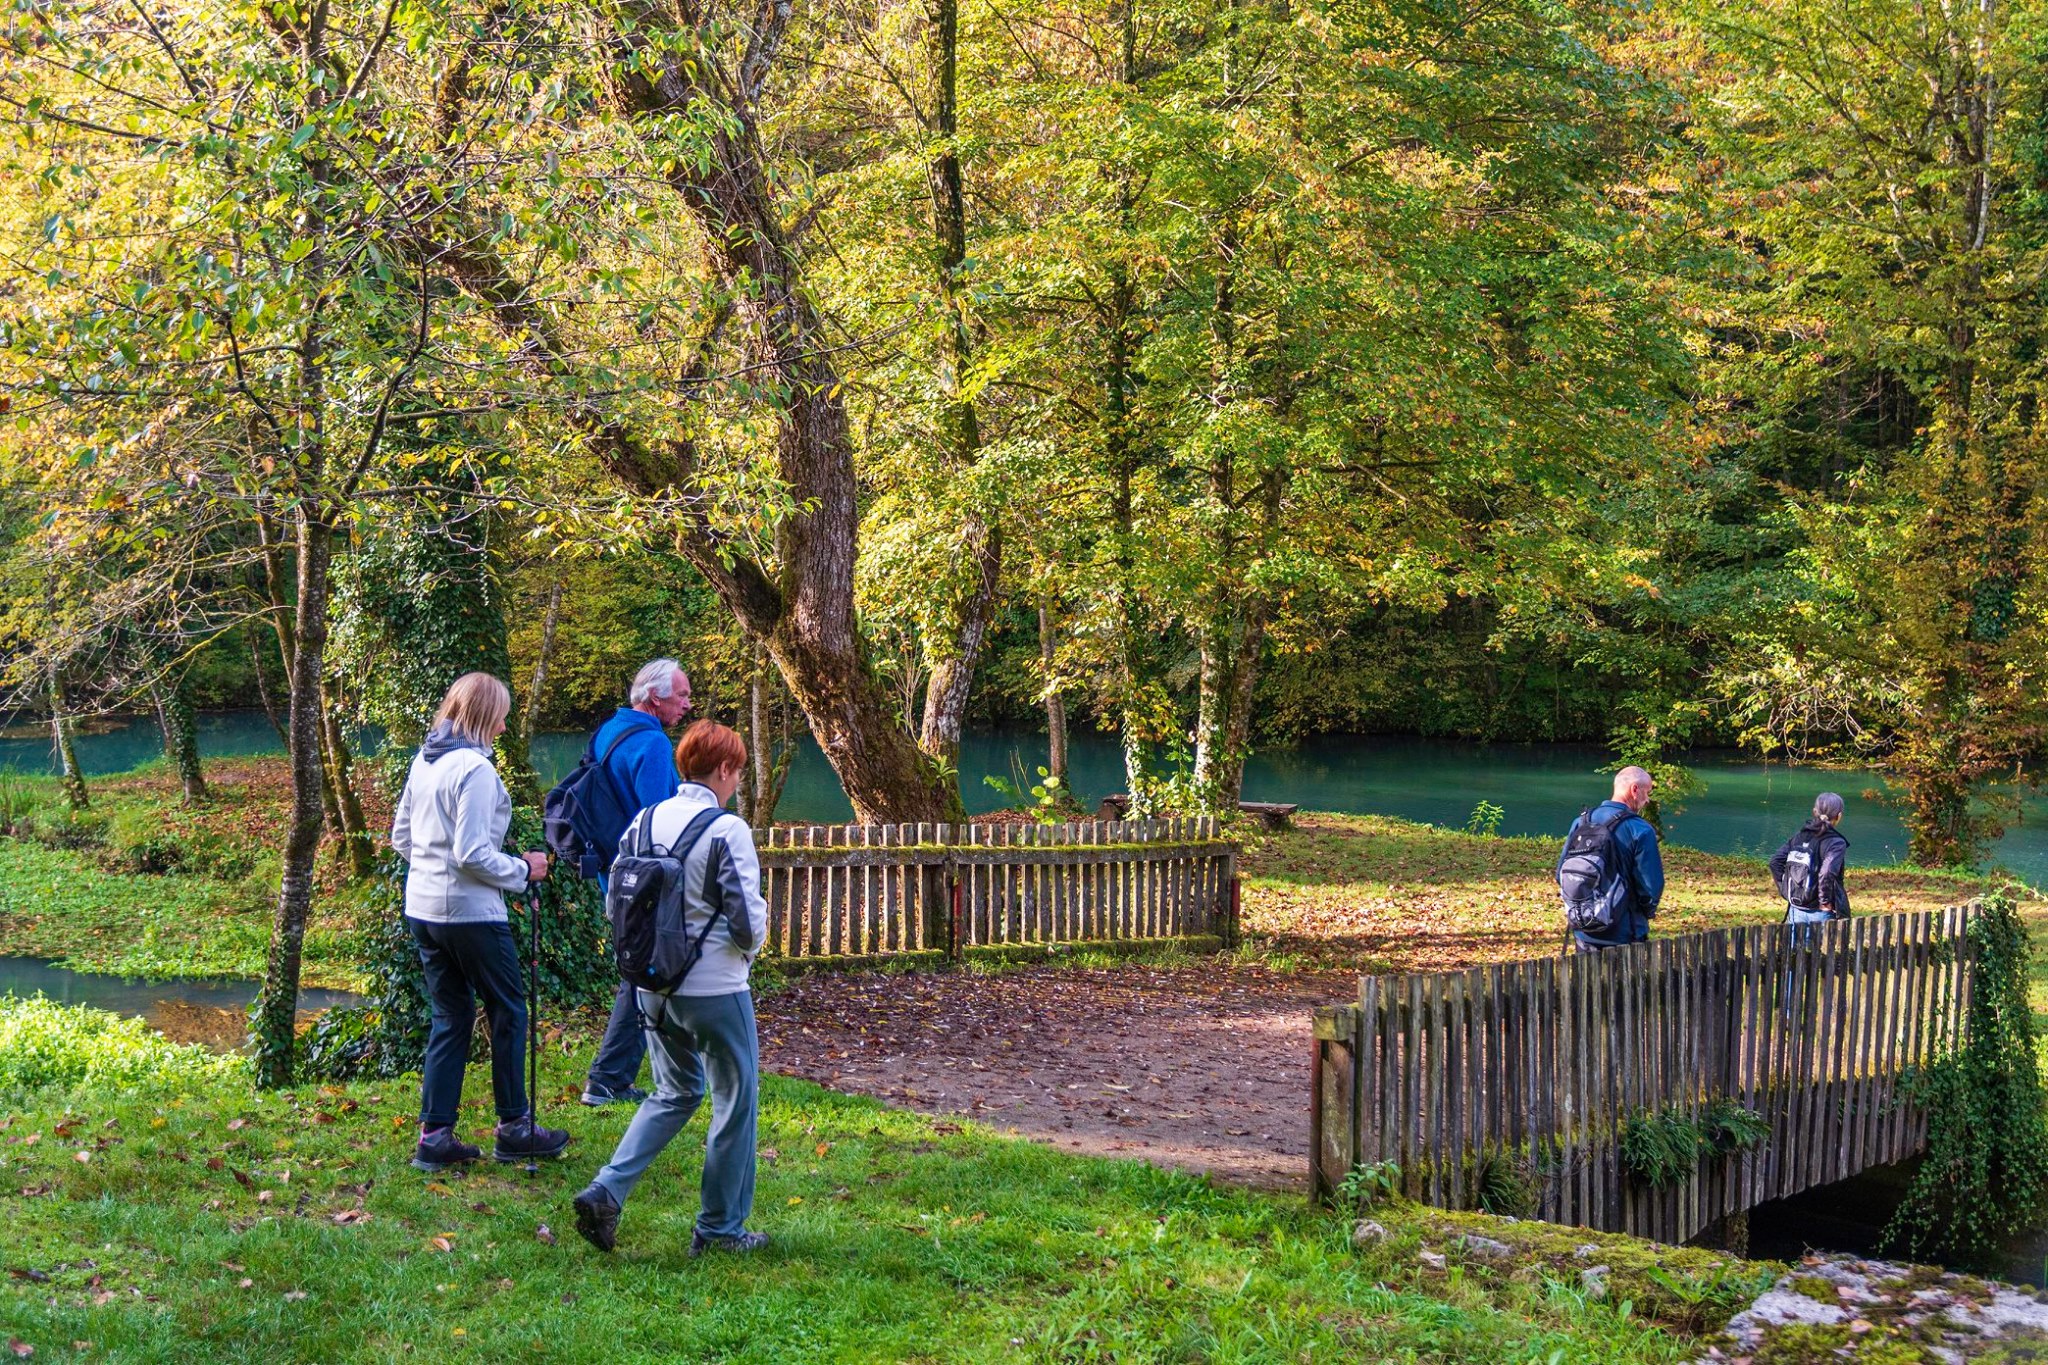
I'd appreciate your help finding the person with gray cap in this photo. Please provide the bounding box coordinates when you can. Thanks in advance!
[1771,792,1850,925]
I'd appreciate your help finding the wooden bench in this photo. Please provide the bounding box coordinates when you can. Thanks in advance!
[1095,794,1298,830]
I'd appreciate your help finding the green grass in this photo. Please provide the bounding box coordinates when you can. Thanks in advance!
[0,1005,1752,1364]
[1237,813,2009,974]
[0,767,358,988]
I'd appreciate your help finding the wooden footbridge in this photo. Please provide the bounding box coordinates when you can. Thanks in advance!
[1310,907,1974,1245]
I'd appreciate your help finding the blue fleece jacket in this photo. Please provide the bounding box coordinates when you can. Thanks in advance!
[1558,799,1664,948]
[592,707,680,815]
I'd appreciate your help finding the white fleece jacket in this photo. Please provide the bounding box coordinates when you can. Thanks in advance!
[390,747,531,923]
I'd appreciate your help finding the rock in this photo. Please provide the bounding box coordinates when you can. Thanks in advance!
[1350,1220,1387,1249]
[1418,1250,1447,1271]
[1572,1243,1600,1261]
[1459,1235,1514,1264]
[1580,1265,1609,1301]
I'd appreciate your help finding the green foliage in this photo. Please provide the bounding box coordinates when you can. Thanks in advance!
[982,763,1070,824]
[1639,1262,1780,1336]
[1883,892,2048,1267]
[1466,801,1507,838]
[1472,1147,1541,1218]
[0,771,45,836]
[1621,1098,1770,1188]
[1338,1159,1403,1211]
[0,996,243,1094]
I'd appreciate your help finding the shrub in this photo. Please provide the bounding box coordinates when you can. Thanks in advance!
[1883,890,2048,1267]
[0,995,243,1094]
[99,806,260,879]
[28,807,108,851]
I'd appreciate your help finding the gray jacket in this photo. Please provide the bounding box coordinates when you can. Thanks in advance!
[390,738,531,923]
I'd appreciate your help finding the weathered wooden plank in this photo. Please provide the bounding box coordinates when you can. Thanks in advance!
[1445,972,1466,1211]
[1406,973,1426,1201]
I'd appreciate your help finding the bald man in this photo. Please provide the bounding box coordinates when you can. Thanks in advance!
[1556,766,1665,951]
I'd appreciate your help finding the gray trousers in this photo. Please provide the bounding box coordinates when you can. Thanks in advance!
[591,989,758,1239]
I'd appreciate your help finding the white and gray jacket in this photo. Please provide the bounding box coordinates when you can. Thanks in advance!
[625,782,768,997]
[390,734,531,924]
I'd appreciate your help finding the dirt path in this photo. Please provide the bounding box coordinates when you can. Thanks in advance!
[757,963,1355,1189]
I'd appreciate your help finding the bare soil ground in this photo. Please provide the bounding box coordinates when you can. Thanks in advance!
[758,961,1356,1189]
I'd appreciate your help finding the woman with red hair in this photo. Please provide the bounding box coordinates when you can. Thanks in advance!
[571,720,770,1255]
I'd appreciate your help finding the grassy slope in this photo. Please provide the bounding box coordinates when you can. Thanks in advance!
[1238,813,2007,974]
[0,765,361,987]
[2,764,2011,992]
[0,1028,1755,1364]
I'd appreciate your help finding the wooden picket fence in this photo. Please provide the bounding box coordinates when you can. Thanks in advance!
[1311,907,1976,1245]
[753,817,1239,962]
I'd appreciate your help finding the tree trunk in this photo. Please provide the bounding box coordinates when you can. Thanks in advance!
[739,640,797,828]
[50,665,87,811]
[1039,601,1068,786]
[517,3,959,824]
[913,0,999,796]
[254,510,333,1087]
[247,626,288,745]
[319,675,374,878]
[522,573,565,741]
[153,677,206,804]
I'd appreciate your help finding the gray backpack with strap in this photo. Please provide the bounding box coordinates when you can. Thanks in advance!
[604,806,728,993]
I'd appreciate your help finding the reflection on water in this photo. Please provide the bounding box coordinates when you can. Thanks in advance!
[6,710,2044,881]
[0,956,361,1050]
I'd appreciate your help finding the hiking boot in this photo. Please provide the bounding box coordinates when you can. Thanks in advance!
[571,1183,621,1252]
[688,1228,770,1257]
[580,1084,649,1108]
[492,1113,569,1164]
[411,1129,481,1173]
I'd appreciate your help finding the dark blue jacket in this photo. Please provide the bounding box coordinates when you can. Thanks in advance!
[591,707,679,819]
[1558,800,1663,948]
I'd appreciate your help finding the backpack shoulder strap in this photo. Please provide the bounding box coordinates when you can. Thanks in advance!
[666,807,727,864]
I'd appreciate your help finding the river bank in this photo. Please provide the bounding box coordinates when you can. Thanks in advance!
[8,709,2048,880]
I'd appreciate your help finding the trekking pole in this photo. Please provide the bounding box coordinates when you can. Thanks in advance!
[524,876,544,1177]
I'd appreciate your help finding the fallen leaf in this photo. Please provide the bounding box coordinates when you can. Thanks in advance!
[73,1151,91,1165]
[7,1269,48,1284]
[230,1168,252,1189]
[331,1210,370,1226]
[7,1338,30,1358]
[283,1291,307,1302]
[787,1196,803,1206]
[534,1224,556,1246]
[429,1236,454,1253]
[205,1157,223,1171]
[814,1142,830,1157]
[425,1182,454,1197]
[238,1278,253,1289]
[227,1119,246,1131]
[256,1190,273,1204]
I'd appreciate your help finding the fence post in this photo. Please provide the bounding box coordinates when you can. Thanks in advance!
[1224,846,1242,948]
[1312,1004,1359,1204]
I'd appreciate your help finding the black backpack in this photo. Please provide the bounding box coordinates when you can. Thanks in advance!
[1778,828,1821,910]
[543,729,638,879]
[1556,807,1641,936]
[605,806,728,994]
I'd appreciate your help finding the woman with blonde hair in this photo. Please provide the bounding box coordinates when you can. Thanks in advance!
[390,672,569,1171]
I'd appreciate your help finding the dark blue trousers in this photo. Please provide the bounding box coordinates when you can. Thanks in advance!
[410,917,529,1128]
[585,978,649,1093]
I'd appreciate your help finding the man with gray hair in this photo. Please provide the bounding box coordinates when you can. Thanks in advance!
[581,658,693,1105]
[1556,766,1665,951]
[1771,793,1850,924]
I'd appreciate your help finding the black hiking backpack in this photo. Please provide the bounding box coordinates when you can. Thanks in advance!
[542,730,638,879]
[1556,807,1640,937]
[1778,828,1820,911]
[605,806,729,994]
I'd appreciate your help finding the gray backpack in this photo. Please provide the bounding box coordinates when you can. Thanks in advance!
[1556,808,1640,936]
